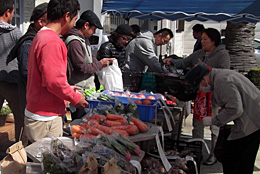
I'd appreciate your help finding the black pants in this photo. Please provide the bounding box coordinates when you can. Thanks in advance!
[222,129,260,174]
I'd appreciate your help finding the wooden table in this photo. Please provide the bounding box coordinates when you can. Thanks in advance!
[25,137,145,163]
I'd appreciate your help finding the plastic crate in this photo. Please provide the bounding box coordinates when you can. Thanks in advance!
[164,138,202,173]
[102,90,158,103]
[86,99,116,108]
[87,92,158,121]
[154,73,197,101]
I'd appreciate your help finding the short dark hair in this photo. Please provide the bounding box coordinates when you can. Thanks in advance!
[75,20,94,29]
[154,28,174,38]
[47,0,80,22]
[130,24,140,33]
[203,28,221,46]
[0,0,14,16]
[192,24,205,33]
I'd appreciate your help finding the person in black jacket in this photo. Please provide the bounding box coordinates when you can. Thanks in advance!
[192,24,204,52]
[6,3,48,145]
[97,24,133,70]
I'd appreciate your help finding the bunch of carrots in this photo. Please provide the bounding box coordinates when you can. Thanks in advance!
[70,114,149,140]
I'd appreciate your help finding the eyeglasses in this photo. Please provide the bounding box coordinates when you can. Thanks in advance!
[121,36,131,42]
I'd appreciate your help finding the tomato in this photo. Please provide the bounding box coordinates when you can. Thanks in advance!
[114,92,121,96]
[134,100,142,105]
[147,96,155,100]
[138,94,146,99]
[142,99,152,105]
[129,94,138,98]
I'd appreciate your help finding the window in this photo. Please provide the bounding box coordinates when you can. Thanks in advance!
[11,0,24,32]
[254,40,260,49]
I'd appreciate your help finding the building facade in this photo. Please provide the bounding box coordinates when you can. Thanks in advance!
[17,0,260,58]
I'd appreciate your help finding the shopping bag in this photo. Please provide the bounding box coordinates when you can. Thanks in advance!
[96,60,123,91]
[0,141,27,174]
[79,153,98,174]
[214,125,233,163]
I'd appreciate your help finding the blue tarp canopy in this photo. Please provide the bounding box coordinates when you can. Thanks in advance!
[102,0,260,23]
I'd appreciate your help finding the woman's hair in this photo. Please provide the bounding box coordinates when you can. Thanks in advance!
[0,0,14,16]
[47,0,80,22]
[203,28,221,46]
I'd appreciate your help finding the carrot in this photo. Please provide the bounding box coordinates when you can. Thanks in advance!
[72,132,82,139]
[97,125,113,134]
[71,125,84,133]
[88,120,99,127]
[107,114,125,120]
[113,129,129,139]
[80,122,89,129]
[114,118,127,125]
[80,134,93,139]
[90,114,106,123]
[131,117,149,132]
[125,124,139,135]
[105,120,122,127]
[88,127,103,136]
[111,125,127,130]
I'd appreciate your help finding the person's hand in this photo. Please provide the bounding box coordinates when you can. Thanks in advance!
[100,58,116,67]
[71,85,82,92]
[74,93,89,108]
[163,58,172,66]
[203,116,212,126]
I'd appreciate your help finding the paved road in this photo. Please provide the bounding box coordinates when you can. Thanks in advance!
[181,114,260,174]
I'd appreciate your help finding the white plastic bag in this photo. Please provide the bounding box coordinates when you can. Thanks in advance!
[96,60,123,91]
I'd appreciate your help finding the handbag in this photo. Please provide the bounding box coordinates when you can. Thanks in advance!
[214,124,233,163]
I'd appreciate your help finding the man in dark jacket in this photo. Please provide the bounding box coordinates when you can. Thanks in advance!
[97,24,133,70]
[7,2,48,131]
[192,24,204,52]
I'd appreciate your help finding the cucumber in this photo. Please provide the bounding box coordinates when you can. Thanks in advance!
[116,134,141,156]
[106,135,131,160]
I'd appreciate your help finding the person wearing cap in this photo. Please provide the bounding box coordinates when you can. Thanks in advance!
[0,0,23,144]
[124,28,173,73]
[7,3,48,134]
[64,10,115,120]
[164,28,230,165]
[97,24,133,70]
[185,64,260,174]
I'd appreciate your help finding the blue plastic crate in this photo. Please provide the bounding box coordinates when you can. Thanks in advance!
[87,95,157,122]
[102,90,158,104]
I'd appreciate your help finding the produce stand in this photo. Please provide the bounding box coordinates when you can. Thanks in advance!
[25,137,145,163]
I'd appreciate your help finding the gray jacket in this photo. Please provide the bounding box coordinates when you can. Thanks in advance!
[171,44,230,69]
[0,22,22,83]
[124,31,169,73]
[211,68,260,140]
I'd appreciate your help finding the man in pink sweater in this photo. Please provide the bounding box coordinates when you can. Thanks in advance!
[25,0,88,143]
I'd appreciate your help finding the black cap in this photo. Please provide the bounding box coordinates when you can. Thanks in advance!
[184,64,210,89]
[78,10,103,29]
[30,3,48,21]
[115,24,133,36]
